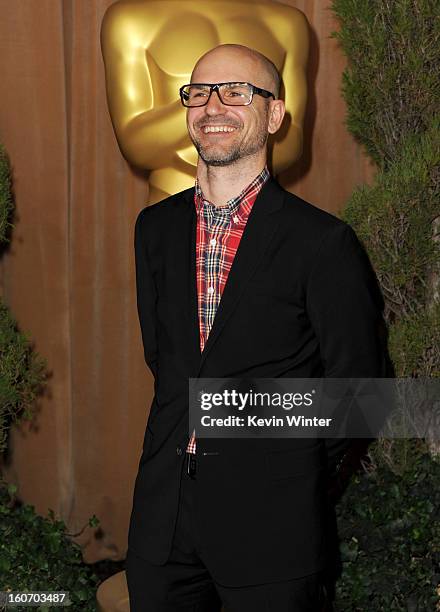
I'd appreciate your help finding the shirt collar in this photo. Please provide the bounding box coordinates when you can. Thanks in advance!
[194,165,270,219]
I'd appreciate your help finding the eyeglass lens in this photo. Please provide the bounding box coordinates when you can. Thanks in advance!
[182,83,252,106]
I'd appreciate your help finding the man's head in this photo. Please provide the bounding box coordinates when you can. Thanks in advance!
[184,44,285,167]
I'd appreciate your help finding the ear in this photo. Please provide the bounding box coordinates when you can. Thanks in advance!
[267,99,286,134]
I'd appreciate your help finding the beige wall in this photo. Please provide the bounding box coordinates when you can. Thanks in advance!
[0,0,375,562]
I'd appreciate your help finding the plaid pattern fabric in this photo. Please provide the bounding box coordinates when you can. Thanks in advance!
[186,166,270,454]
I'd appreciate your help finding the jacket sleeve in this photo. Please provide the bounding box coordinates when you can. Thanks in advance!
[134,207,158,379]
[305,222,388,472]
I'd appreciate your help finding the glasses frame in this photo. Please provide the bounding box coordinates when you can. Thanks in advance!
[179,81,275,107]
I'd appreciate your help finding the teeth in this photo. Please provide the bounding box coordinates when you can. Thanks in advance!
[202,126,237,133]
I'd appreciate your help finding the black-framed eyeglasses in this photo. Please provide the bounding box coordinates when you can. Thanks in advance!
[179,82,275,107]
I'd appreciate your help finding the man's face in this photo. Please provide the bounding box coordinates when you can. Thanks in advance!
[186,50,274,167]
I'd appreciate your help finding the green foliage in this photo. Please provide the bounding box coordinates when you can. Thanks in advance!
[0,145,13,243]
[331,0,440,170]
[331,0,440,607]
[342,120,440,375]
[0,144,98,609]
[388,305,440,376]
[0,485,99,611]
[0,146,46,455]
[0,300,46,455]
[331,0,440,379]
[335,440,440,610]
[343,122,439,310]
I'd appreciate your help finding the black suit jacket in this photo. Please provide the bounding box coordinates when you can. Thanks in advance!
[128,178,386,586]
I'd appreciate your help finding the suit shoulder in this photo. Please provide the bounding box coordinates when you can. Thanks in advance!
[272,184,362,258]
[280,187,351,234]
[135,187,194,227]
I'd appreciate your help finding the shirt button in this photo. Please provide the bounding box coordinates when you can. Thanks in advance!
[208,286,215,295]
[233,215,239,223]
[210,238,216,246]
[176,446,183,456]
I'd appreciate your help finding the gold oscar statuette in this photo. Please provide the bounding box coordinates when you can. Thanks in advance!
[101,0,309,204]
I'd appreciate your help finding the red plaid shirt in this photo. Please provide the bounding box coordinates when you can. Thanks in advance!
[187,166,270,454]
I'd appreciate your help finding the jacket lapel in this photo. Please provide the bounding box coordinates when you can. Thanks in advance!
[194,178,285,375]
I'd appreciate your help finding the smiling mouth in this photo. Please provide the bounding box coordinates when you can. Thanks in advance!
[201,125,238,134]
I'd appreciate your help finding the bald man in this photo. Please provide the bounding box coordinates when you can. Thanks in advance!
[127,44,386,611]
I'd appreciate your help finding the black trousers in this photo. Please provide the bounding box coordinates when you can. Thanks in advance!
[126,455,328,612]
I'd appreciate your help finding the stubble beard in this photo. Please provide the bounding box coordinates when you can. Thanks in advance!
[190,111,269,167]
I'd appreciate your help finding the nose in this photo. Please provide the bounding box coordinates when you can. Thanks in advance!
[204,89,225,115]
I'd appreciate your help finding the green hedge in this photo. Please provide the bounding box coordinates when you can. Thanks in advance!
[0,485,99,612]
[331,0,440,608]
[0,145,13,242]
[335,440,440,610]
[0,145,46,454]
[0,145,100,610]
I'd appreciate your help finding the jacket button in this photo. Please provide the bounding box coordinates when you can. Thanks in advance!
[176,446,183,456]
